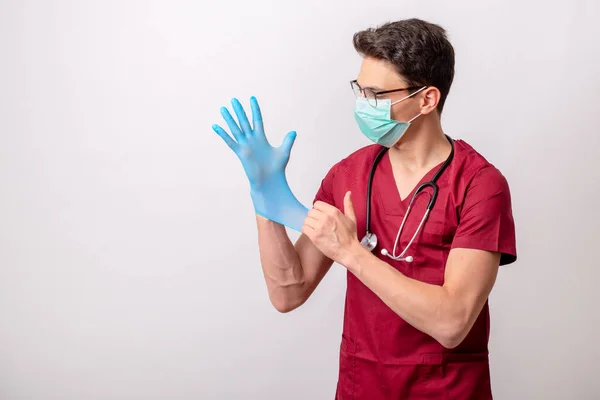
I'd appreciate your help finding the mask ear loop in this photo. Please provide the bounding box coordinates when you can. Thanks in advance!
[408,113,422,123]
[390,86,428,106]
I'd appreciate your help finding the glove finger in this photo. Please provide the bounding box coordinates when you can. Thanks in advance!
[232,98,252,136]
[212,124,239,153]
[250,96,264,135]
[220,106,244,142]
[280,130,297,155]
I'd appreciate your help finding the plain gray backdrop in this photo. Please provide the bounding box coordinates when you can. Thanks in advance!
[1,0,599,399]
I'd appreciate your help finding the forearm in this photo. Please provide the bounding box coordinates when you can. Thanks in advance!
[344,245,468,348]
[256,216,308,312]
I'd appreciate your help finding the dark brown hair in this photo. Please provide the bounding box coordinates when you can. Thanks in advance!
[353,19,455,112]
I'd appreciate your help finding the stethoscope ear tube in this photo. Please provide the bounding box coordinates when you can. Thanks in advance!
[381,248,413,262]
[410,181,438,210]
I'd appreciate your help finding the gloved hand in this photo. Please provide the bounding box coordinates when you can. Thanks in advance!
[212,96,309,231]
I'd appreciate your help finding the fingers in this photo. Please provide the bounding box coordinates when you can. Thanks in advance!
[280,131,297,155]
[343,191,356,223]
[250,96,263,133]
[304,208,320,228]
[232,98,252,135]
[301,223,314,239]
[306,207,339,232]
[313,201,338,214]
[302,208,324,236]
[212,124,238,152]
[220,106,244,143]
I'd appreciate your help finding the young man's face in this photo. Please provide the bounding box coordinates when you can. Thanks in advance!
[355,57,428,122]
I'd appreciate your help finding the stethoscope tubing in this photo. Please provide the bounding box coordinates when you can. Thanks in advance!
[362,135,455,260]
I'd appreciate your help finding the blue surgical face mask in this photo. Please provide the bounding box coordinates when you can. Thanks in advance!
[353,86,427,147]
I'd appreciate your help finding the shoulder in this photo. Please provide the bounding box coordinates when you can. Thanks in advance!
[452,139,511,193]
[314,144,381,207]
[322,144,382,178]
[449,140,516,265]
[336,144,382,169]
[450,139,514,229]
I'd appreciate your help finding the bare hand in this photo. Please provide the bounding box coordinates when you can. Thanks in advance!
[302,191,360,265]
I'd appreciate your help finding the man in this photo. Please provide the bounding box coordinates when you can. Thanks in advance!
[213,18,516,399]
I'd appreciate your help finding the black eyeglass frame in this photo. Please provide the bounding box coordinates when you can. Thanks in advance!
[350,79,425,106]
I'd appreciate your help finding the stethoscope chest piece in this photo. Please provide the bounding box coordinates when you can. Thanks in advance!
[360,232,377,252]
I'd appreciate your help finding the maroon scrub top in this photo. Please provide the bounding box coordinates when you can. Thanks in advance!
[313,139,517,399]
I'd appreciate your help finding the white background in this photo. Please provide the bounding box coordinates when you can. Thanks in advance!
[1,0,599,399]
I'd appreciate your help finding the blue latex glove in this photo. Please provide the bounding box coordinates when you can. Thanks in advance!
[212,97,309,232]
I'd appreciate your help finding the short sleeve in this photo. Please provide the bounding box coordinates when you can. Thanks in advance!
[313,161,341,208]
[451,166,517,265]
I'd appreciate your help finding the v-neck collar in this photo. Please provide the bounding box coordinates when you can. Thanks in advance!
[375,148,452,216]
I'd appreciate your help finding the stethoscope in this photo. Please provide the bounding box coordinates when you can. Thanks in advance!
[360,135,454,262]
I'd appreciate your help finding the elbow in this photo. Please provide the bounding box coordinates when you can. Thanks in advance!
[437,332,465,349]
[435,318,470,349]
[272,300,296,313]
[267,279,312,313]
[269,294,306,314]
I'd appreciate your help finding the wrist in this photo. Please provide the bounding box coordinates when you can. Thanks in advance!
[249,169,285,194]
[250,171,288,210]
[340,240,371,276]
[249,170,309,232]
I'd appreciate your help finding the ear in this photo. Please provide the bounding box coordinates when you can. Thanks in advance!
[420,87,441,115]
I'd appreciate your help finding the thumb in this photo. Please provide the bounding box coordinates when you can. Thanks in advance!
[279,130,297,155]
[343,191,356,223]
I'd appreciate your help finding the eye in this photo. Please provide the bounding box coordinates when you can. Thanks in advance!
[363,88,378,99]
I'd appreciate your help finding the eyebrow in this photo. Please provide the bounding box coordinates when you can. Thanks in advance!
[355,80,385,91]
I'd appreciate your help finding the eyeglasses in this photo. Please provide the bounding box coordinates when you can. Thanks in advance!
[350,80,423,108]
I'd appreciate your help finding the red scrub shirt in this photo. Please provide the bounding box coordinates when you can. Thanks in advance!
[313,139,517,400]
